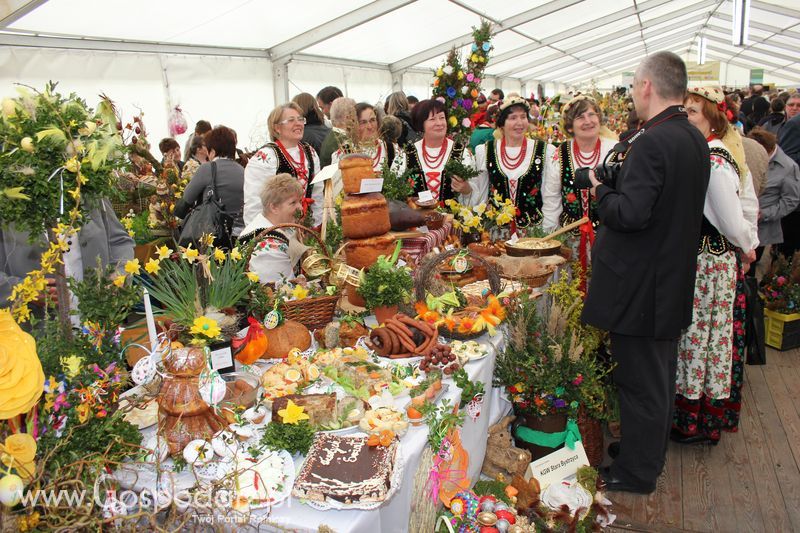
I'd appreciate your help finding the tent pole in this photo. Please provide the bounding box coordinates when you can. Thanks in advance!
[273,59,289,106]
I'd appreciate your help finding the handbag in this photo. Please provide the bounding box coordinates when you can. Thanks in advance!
[178,161,234,249]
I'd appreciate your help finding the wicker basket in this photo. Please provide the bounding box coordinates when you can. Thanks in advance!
[416,248,501,340]
[577,408,604,467]
[248,223,339,331]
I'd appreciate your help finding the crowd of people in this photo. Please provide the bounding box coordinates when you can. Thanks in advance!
[3,51,800,497]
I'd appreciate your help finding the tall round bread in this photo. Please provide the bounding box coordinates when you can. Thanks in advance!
[341,193,391,239]
[340,153,376,194]
[345,233,396,269]
[262,320,311,359]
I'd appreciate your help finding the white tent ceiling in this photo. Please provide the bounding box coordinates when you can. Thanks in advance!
[3,0,799,85]
[1,0,798,146]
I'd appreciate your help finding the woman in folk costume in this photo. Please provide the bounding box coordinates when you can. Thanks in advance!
[238,173,309,285]
[542,95,618,281]
[473,96,551,230]
[243,102,323,228]
[405,98,478,206]
[672,86,759,445]
[331,102,406,175]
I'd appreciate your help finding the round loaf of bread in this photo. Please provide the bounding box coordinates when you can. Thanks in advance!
[345,233,396,269]
[341,193,391,239]
[339,153,376,194]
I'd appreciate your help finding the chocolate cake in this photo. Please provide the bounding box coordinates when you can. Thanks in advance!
[292,433,398,504]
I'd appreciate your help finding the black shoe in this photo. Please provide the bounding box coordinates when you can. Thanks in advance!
[608,441,620,459]
[670,429,716,445]
[599,466,656,494]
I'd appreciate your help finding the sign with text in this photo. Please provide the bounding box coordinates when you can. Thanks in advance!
[685,61,720,82]
[359,178,384,194]
[750,68,764,84]
[524,441,590,490]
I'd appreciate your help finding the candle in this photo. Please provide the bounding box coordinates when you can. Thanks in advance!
[142,288,158,354]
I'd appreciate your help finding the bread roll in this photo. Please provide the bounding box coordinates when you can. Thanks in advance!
[345,233,396,269]
[339,153,376,194]
[341,193,391,239]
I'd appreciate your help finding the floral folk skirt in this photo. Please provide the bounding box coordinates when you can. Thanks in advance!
[674,253,744,440]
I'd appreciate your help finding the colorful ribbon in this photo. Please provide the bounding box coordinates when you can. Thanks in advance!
[578,218,595,296]
[514,418,582,450]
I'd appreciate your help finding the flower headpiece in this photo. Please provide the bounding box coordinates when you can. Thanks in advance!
[687,86,733,121]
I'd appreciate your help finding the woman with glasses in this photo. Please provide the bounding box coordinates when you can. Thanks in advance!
[243,102,323,227]
[405,98,478,206]
[331,102,405,174]
[541,95,618,233]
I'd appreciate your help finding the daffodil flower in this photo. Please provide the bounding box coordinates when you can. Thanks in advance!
[144,258,161,275]
[213,248,226,263]
[183,245,199,263]
[229,247,242,261]
[246,272,259,283]
[112,275,126,287]
[156,245,173,260]
[124,259,140,275]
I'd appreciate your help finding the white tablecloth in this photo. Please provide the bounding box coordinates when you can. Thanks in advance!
[117,332,510,533]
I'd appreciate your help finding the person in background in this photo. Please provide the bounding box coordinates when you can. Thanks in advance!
[407,95,419,112]
[542,94,617,232]
[292,92,330,155]
[671,86,758,447]
[158,137,183,173]
[473,96,550,225]
[489,88,504,104]
[758,97,786,135]
[316,86,343,122]
[175,125,245,241]
[385,91,418,147]
[469,103,499,153]
[181,135,209,184]
[747,127,800,268]
[745,96,770,134]
[406,98,477,206]
[778,93,800,167]
[582,52,710,494]
[238,174,309,285]
[331,102,404,174]
[244,103,322,227]
[183,120,212,161]
[0,200,134,310]
[319,97,356,168]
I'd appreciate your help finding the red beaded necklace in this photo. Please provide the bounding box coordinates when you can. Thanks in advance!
[500,138,528,170]
[422,138,448,168]
[572,138,601,168]
[275,140,308,182]
[371,140,383,168]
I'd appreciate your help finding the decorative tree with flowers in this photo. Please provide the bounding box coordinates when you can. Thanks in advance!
[431,20,493,145]
[0,83,129,330]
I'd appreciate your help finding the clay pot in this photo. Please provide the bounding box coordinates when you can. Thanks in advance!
[512,412,568,461]
[373,305,399,325]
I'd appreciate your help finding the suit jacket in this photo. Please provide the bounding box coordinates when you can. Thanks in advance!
[778,114,800,167]
[758,146,800,246]
[0,199,135,306]
[581,106,710,339]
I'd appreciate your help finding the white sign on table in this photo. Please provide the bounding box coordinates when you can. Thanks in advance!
[418,190,434,203]
[359,178,384,194]
[524,441,590,489]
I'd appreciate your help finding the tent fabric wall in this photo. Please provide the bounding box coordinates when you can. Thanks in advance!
[0,47,275,151]
[288,61,394,110]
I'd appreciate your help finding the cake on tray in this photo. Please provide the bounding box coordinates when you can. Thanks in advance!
[292,433,398,505]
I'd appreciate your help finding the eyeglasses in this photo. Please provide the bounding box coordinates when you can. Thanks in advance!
[278,117,306,125]
[358,117,378,126]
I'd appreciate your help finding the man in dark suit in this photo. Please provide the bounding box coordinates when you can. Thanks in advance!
[582,51,710,493]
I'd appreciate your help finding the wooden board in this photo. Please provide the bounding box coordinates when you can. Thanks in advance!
[645,442,683,528]
[746,365,800,531]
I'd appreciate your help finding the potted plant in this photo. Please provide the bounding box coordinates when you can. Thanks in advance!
[493,270,610,464]
[358,241,413,324]
[761,253,800,350]
[132,236,257,347]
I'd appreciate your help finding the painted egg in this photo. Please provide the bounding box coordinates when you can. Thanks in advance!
[477,511,498,526]
[0,475,23,507]
[495,519,510,533]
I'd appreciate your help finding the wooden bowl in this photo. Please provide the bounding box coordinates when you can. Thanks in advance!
[424,211,445,230]
[505,238,562,257]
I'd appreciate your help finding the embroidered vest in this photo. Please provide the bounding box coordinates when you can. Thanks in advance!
[699,147,741,255]
[558,141,601,231]
[405,141,466,203]
[265,142,316,199]
[486,139,546,226]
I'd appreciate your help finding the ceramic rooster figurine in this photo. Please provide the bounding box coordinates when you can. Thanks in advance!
[231,317,268,365]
